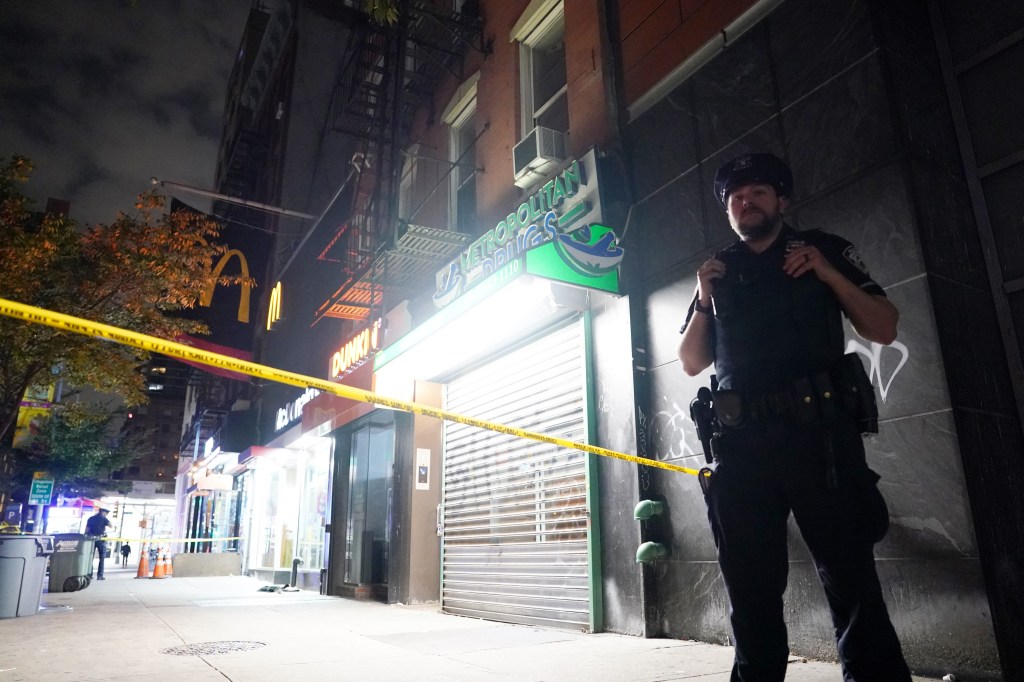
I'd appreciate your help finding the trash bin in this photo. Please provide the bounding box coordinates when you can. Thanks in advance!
[48,533,96,593]
[0,534,54,618]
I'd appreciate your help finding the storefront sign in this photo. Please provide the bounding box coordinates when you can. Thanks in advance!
[275,387,321,431]
[329,318,382,379]
[432,149,623,308]
[266,281,282,330]
[524,223,621,294]
[195,472,233,491]
[201,248,252,323]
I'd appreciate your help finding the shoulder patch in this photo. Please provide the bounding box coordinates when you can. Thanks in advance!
[843,245,870,275]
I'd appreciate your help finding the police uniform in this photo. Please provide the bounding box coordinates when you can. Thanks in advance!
[680,154,911,681]
[85,509,112,580]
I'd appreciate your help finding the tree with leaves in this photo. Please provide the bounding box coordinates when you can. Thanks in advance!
[13,401,151,501]
[365,0,399,24]
[0,154,242,502]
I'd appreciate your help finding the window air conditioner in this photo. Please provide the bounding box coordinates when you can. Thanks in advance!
[513,126,567,188]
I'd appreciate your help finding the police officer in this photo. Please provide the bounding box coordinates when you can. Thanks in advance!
[85,507,112,580]
[678,153,911,681]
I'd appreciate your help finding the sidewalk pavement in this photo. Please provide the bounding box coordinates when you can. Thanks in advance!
[1,564,938,682]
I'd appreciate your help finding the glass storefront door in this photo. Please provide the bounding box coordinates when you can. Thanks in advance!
[345,416,395,585]
[242,437,332,576]
[296,438,332,571]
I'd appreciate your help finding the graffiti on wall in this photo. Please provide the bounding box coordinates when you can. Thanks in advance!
[650,394,698,463]
[635,408,652,491]
[845,339,910,403]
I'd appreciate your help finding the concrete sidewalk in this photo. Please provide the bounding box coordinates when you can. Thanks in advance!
[0,565,936,681]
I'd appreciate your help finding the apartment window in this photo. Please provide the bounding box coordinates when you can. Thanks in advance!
[398,144,420,222]
[451,106,477,233]
[443,72,480,234]
[518,3,567,135]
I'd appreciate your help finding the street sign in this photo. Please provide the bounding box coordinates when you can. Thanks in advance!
[28,478,54,505]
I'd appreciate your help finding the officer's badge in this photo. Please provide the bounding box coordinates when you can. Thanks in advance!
[843,245,870,275]
[733,155,753,170]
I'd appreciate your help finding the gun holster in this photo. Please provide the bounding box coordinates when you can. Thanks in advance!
[689,386,719,465]
[838,353,879,434]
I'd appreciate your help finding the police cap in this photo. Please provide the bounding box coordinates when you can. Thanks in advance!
[713,153,793,207]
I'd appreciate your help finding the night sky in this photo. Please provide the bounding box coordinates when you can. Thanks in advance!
[0,1,252,226]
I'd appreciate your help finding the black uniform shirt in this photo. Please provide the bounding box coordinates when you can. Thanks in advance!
[681,225,884,393]
[85,513,111,537]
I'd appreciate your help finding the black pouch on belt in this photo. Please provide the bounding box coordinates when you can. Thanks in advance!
[713,390,744,428]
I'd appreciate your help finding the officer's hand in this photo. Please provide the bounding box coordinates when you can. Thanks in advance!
[784,245,840,283]
[697,257,726,301]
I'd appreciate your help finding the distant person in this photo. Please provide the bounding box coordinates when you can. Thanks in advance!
[85,507,112,580]
[120,541,131,566]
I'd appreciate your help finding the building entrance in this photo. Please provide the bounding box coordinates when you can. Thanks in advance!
[344,415,395,589]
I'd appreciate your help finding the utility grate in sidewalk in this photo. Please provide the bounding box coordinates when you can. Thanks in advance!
[161,641,267,656]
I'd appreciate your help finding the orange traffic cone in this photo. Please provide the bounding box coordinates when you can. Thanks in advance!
[163,549,173,577]
[135,544,150,579]
[151,550,167,579]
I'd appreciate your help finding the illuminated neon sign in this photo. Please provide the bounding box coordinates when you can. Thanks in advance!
[267,281,282,331]
[275,387,320,431]
[201,249,252,323]
[433,151,623,308]
[329,318,382,379]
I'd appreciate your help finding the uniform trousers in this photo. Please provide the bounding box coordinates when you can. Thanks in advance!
[706,411,910,682]
[93,539,108,579]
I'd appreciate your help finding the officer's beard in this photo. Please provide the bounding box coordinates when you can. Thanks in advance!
[731,207,782,242]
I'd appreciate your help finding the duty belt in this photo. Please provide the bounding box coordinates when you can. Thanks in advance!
[713,354,876,432]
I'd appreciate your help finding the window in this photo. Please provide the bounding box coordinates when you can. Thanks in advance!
[451,106,477,233]
[398,144,420,222]
[519,3,567,135]
[443,72,480,234]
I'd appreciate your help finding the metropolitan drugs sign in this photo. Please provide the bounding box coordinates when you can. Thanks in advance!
[432,148,623,308]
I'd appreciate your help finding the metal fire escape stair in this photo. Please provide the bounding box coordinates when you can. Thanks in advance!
[313,1,486,322]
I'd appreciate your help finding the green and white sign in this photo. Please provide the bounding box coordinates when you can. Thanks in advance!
[525,223,621,293]
[432,147,622,308]
[29,478,54,505]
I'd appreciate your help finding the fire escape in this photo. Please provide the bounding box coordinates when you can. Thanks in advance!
[214,2,287,222]
[313,0,486,322]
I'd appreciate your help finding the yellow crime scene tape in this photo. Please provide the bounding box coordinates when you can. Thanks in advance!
[103,537,241,544]
[0,297,702,477]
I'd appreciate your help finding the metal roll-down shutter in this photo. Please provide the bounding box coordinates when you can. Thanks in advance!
[442,320,590,630]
